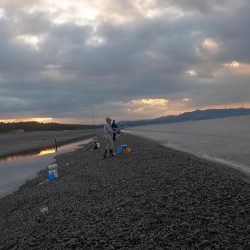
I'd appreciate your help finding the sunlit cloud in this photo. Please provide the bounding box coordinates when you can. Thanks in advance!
[135,0,183,18]
[17,0,185,27]
[202,38,219,52]
[86,34,106,46]
[225,61,240,68]
[127,98,169,116]
[182,98,192,102]
[45,64,62,69]
[131,98,169,105]
[110,98,195,119]
[52,7,99,25]
[16,34,44,50]
[0,8,4,18]
[186,69,197,76]
[194,38,219,59]
[218,61,250,76]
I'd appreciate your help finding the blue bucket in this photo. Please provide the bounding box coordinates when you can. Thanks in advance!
[117,147,123,154]
[47,173,55,181]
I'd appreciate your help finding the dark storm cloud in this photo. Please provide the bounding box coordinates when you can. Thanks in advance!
[0,0,249,122]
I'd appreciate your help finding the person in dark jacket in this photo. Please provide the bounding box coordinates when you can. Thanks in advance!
[111,120,119,141]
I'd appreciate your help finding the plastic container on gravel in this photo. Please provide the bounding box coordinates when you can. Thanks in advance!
[48,163,58,178]
[117,147,123,154]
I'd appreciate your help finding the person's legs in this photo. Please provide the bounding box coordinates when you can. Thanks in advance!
[103,149,108,158]
[103,135,114,158]
[108,136,114,156]
[103,136,109,158]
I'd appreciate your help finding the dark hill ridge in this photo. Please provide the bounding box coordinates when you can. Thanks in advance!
[0,121,102,133]
[119,108,250,127]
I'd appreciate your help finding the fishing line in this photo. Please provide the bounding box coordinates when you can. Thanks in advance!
[123,128,227,138]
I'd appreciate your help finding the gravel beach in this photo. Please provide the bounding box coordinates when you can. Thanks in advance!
[0,133,249,249]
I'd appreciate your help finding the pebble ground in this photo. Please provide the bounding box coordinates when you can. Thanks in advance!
[0,134,249,249]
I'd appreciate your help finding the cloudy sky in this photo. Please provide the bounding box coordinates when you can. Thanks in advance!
[0,0,250,124]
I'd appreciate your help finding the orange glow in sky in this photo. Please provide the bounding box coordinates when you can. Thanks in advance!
[0,103,250,124]
[0,117,53,123]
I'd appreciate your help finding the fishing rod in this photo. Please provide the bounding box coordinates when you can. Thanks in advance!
[122,128,227,138]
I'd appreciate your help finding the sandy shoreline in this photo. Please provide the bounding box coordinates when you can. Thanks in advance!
[0,134,249,249]
[0,129,101,158]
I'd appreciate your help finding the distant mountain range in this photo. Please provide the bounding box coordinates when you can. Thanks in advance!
[119,108,250,127]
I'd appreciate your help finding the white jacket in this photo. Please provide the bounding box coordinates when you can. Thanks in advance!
[104,122,113,136]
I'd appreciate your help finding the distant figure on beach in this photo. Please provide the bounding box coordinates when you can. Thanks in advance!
[54,138,58,151]
[111,120,119,141]
[93,141,98,150]
[103,117,114,158]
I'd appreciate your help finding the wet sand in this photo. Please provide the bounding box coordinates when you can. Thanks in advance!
[0,134,249,249]
[0,129,101,158]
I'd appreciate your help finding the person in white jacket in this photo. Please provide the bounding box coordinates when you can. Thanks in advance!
[103,117,114,158]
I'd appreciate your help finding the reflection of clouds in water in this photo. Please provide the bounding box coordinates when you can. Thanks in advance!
[0,148,56,163]
[3,155,19,162]
[38,148,56,156]
[0,138,94,163]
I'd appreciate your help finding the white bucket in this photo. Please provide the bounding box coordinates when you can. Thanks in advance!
[96,142,100,148]
[48,163,58,178]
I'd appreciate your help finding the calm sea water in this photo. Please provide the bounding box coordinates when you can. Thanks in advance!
[127,115,250,176]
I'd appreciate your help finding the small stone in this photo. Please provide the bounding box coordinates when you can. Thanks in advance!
[204,247,211,250]
[106,246,115,250]
[199,240,210,247]
[40,206,49,213]
[139,234,146,239]
[208,227,219,234]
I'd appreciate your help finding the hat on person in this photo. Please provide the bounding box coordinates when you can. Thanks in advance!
[106,117,111,122]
